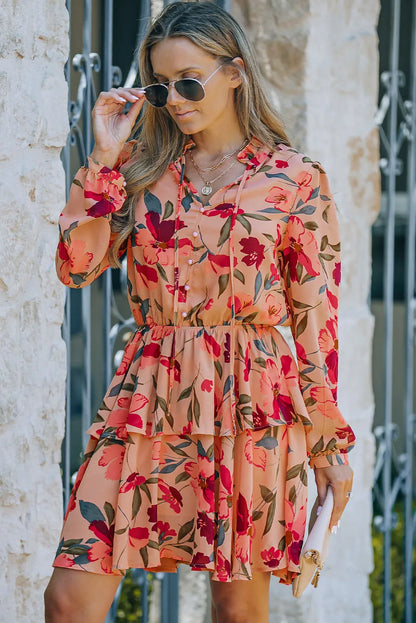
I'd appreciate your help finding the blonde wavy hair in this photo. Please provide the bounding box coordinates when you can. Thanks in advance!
[110,0,290,266]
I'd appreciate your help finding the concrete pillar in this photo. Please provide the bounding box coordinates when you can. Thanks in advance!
[0,2,68,621]
[231,1,380,621]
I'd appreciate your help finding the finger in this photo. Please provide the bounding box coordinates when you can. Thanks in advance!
[110,87,144,103]
[125,95,146,122]
[314,469,329,507]
[329,484,348,530]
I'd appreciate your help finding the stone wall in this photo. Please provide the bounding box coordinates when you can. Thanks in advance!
[0,2,68,621]
[232,0,380,621]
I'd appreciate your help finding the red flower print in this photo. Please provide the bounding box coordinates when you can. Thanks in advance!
[218,464,233,519]
[202,332,221,359]
[105,408,128,440]
[260,359,294,424]
[205,203,243,219]
[197,511,215,545]
[135,216,192,266]
[270,263,280,285]
[116,338,139,376]
[166,284,188,303]
[282,216,321,282]
[84,168,127,217]
[275,159,289,168]
[243,345,251,382]
[128,526,149,548]
[236,493,250,534]
[158,482,183,513]
[57,239,93,286]
[54,553,75,568]
[215,550,231,581]
[262,293,283,324]
[235,532,250,564]
[87,540,113,573]
[295,171,313,203]
[252,404,268,429]
[89,520,114,547]
[191,552,211,567]
[244,435,267,471]
[227,291,253,315]
[160,356,181,382]
[119,473,146,493]
[201,379,213,392]
[205,298,214,310]
[309,386,340,418]
[184,457,215,513]
[147,504,158,523]
[318,317,338,384]
[335,425,356,445]
[135,264,159,289]
[333,261,341,286]
[207,253,237,276]
[239,237,265,270]
[265,186,294,212]
[155,521,176,541]
[98,444,126,480]
[261,546,284,568]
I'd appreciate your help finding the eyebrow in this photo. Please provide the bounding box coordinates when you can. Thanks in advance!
[153,66,202,78]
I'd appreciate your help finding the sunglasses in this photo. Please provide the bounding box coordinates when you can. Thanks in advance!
[139,65,223,108]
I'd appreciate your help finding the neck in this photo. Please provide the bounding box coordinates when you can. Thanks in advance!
[190,119,247,161]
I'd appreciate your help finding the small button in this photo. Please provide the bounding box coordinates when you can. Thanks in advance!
[200,207,205,213]
[188,259,193,265]
[123,181,127,186]
[184,284,190,291]
[192,231,198,237]
[181,311,187,317]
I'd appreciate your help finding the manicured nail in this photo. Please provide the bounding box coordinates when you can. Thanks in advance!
[337,520,341,528]
[331,525,338,535]
[316,505,322,516]
[130,95,139,101]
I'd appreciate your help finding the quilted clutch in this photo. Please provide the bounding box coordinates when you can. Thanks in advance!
[292,487,334,598]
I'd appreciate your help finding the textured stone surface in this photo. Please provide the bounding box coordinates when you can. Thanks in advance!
[0,1,68,621]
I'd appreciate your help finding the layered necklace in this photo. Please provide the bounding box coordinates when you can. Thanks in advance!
[189,138,248,196]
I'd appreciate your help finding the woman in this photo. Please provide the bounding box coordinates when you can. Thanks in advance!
[45,2,355,622]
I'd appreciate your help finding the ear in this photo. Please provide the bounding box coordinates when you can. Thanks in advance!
[227,56,245,89]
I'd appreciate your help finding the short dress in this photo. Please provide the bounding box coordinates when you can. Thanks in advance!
[53,136,355,583]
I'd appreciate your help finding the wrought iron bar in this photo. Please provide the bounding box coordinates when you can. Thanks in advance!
[403,2,416,620]
[381,2,401,621]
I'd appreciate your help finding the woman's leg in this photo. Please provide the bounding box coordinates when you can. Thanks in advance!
[209,571,271,623]
[44,567,122,623]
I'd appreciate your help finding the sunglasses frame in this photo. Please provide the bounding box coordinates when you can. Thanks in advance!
[142,64,223,108]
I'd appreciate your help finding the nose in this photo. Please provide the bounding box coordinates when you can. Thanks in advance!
[166,82,186,107]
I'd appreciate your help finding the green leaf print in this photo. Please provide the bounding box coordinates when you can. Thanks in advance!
[144,189,162,214]
[286,463,303,480]
[218,273,229,297]
[303,221,319,231]
[140,546,148,568]
[289,485,297,504]
[104,502,115,526]
[311,436,324,454]
[162,200,174,220]
[194,394,201,426]
[178,386,193,401]
[178,519,195,542]
[263,495,277,535]
[234,268,245,284]
[260,485,275,503]
[295,314,308,339]
[254,271,262,300]
[236,214,251,233]
[132,487,142,518]
[79,500,106,524]
[218,216,232,246]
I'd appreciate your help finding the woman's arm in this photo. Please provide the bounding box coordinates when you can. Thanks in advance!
[279,160,356,468]
[56,144,135,288]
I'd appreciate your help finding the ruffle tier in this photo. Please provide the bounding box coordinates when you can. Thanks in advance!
[86,323,312,441]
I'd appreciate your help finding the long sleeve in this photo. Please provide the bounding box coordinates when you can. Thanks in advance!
[56,141,138,288]
[279,162,356,468]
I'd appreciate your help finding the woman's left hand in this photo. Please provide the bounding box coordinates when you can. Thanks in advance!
[314,464,353,531]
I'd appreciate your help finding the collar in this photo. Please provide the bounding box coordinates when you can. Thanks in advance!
[177,135,273,173]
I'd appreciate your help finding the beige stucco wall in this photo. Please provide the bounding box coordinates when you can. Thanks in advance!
[0,1,68,621]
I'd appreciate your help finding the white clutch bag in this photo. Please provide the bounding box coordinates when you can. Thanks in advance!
[292,487,334,598]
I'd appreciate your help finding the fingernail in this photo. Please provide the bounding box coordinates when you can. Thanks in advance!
[130,95,139,101]
[331,526,337,535]
[337,520,341,528]
[316,505,322,516]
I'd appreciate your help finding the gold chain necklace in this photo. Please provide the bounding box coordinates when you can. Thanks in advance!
[190,138,248,173]
[190,156,239,197]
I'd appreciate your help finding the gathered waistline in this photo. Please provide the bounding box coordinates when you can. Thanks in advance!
[133,323,278,331]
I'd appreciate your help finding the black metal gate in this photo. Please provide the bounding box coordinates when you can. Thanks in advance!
[372,0,416,622]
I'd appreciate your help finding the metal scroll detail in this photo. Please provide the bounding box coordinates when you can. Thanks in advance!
[372,1,416,623]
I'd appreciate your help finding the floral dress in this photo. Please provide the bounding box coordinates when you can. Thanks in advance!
[53,136,355,583]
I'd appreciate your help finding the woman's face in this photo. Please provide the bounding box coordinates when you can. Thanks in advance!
[149,37,241,135]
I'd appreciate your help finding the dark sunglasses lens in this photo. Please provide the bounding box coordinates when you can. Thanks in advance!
[175,79,205,102]
[144,85,168,108]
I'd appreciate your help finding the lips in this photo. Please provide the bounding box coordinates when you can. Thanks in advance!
[175,110,195,119]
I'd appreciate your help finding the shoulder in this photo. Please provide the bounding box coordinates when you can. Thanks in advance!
[269,143,328,180]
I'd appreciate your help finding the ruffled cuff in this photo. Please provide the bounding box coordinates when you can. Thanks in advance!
[83,157,127,218]
[309,452,350,469]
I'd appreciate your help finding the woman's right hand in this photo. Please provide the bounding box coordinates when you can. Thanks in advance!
[90,87,146,168]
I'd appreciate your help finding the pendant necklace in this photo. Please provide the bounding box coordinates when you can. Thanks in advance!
[189,155,239,196]
[190,137,249,173]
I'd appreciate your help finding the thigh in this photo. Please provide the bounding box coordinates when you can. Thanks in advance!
[45,567,122,623]
[209,571,271,623]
